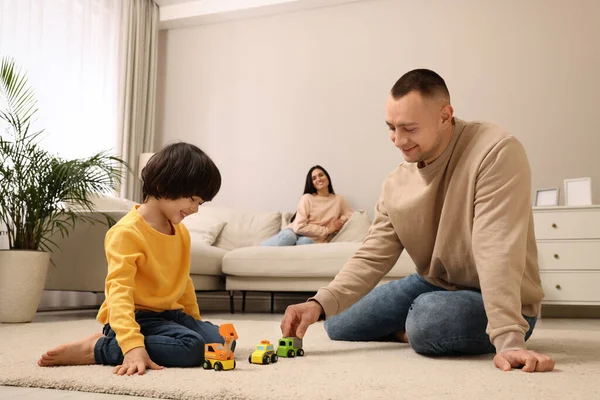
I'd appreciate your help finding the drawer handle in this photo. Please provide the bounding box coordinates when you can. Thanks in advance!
[553,254,559,259]
[555,284,562,290]
[551,223,557,229]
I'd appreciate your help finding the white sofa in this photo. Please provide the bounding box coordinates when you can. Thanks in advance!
[46,199,416,313]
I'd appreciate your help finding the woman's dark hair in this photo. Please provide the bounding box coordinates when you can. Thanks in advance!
[290,165,335,223]
[141,142,221,202]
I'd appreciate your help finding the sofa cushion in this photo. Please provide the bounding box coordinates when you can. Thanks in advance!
[222,243,415,279]
[281,212,294,229]
[183,214,226,246]
[206,208,282,251]
[190,243,228,275]
[330,210,372,243]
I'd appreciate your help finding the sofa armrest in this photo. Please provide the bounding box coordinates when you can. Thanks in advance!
[46,211,127,292]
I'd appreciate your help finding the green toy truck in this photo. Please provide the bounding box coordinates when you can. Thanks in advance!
[276,337,304,358]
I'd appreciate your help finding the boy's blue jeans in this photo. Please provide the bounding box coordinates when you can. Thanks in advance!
[324,273,537,355]
[94,309,236,367]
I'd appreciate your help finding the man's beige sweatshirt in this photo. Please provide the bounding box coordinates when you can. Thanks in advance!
[313,118,544,353]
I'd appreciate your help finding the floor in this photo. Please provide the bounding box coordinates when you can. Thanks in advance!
[2,310,600,399]
[0,310,152,399]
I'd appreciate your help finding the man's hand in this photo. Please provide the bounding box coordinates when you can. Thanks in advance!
[114,347,164,376]
[494,349,555,372]
[281,301,323,338]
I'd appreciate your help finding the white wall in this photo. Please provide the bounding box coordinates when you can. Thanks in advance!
[155,0,600,215]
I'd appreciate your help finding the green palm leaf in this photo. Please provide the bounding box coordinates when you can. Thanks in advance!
[0,55,128,251]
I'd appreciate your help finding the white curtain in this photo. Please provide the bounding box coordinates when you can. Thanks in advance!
[117,0,159,202]
[0,0,123,160]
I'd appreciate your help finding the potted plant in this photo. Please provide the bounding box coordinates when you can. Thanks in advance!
[0,56,127,323]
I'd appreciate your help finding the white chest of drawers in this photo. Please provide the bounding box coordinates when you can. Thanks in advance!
[533,206,600,305]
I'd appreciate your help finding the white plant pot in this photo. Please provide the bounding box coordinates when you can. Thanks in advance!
[0,250,50,323]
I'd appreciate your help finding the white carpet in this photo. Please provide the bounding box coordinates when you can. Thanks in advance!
[0,314,599,400]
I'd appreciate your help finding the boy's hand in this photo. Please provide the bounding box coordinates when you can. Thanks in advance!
[114,347,164,376]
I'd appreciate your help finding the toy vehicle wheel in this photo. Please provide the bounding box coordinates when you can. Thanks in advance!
[202,360,211,370]
[287,349,295,358]
[263,355,271,364]
[297,349,304,357]
[248,355,252,363]
[233,361,236,369]
[214,361,223,371]
[271,354,278,363]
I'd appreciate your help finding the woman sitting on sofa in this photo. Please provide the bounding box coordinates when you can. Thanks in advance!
[261,165,353,246]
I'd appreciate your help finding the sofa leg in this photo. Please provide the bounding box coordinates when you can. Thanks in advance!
[229,291,235,314]
[242,291,247,313]
[270,292,275,314]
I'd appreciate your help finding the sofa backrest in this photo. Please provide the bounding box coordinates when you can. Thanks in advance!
[193,207,282,251]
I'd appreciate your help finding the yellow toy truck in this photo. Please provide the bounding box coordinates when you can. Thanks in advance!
[248,340,279,365]
[202,323,238,371]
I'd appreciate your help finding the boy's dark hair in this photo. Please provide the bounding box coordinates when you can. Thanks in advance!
[390,69,450,101]
[290,165,335,223]
[141,142,221,202]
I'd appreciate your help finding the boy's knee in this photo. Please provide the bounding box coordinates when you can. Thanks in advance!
[182,336,206,367]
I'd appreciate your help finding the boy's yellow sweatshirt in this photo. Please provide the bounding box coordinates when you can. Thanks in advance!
[96,206,200,354]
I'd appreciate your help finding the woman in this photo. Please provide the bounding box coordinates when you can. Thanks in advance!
[261,165,353,246]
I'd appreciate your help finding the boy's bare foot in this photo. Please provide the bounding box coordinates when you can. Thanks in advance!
[38,332,103,367]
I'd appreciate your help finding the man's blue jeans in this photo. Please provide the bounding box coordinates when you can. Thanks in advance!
[94,310,236,367]
[324,274,536,355]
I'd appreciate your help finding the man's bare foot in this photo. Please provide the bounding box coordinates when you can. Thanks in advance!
[394,331,409,343]
[38,332,103,367]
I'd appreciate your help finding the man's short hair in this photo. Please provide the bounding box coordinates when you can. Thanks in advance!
[391,69,450,101]
[142,142,221,202]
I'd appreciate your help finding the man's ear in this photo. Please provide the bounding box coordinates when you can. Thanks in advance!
[441,104,454,125]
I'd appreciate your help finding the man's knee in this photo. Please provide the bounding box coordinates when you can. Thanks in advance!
[323,316,346,341]
[405,292,447,355]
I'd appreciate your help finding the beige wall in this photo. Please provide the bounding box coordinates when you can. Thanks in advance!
[155,0,600,215]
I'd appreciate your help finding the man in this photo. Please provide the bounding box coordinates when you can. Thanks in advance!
[280,69,555,373]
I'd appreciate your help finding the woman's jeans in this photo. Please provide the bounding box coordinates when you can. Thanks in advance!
[324,273,536,355]
[260,228,314,246]
[94,309,236,367]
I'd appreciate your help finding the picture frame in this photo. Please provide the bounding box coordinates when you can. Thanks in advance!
[535,188,559,207]
[564,177,592,206]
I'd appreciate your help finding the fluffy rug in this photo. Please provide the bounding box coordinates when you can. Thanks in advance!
[1,314,599,400]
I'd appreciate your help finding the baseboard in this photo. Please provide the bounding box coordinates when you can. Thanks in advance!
[541,305,600,318]
[197,291,315,313]
[37,290,314,314]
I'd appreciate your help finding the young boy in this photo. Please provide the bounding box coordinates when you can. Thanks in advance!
[38,142,233,375]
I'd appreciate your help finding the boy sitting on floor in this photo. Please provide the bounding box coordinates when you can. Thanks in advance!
[38,142,233,375]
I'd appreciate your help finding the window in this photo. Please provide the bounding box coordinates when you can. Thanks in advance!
[0,0,123,160]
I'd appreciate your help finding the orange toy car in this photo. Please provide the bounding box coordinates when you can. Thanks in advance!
[202,323,238,371]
